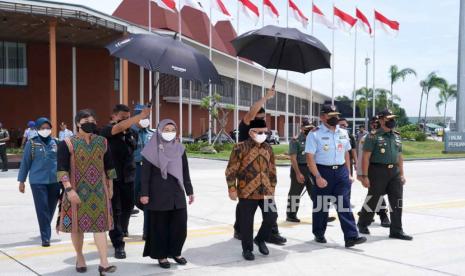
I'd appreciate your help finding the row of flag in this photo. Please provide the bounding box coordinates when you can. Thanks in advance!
[153,0,400,35]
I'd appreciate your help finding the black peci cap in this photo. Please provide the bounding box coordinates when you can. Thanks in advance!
[301,118,313,129]
[249,119,267,129]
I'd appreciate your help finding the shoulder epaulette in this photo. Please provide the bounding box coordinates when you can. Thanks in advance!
[311,127,319,132]
[393,130,400,135]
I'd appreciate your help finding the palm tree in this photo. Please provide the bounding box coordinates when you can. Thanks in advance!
[356,87,395,128]
[389,65,417,108]
[420,73,446,128]
[435,80,457,126]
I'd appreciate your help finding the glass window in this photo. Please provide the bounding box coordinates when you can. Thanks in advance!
[277,92,286,112]
[266,92,276,110]
[288,95,295,113]
[252,85,262,103]
[302,99,309,115]
[239,81,251,107]
[295,97,301,115]
[216,75,235,104]
[0,42,27,86]
[114,58,120,91]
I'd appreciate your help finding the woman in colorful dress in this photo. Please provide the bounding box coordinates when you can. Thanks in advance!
[57,109,117,275]
[140,119,194,269]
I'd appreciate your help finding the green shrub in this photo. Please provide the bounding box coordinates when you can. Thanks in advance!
[398,124,419,133]
[400,131,426,142]
[185,142,234,153]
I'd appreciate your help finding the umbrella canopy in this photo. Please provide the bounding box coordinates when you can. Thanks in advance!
[231,25,331,85]
[106,33,221,85]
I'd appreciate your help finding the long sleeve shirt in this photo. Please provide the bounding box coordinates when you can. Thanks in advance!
[225,138,277,200]
[18,137,58,184]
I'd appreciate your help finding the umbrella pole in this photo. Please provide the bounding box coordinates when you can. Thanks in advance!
[271,39,287,88]
[149,75,160,107]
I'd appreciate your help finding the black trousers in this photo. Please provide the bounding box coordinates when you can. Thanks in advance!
[234,203,280,235]
[109,180,135,248]
[287,165,312,218]
[143,208,187,259]
[238,198,278,251]
[0,145,7,171]
[358,164,403,234]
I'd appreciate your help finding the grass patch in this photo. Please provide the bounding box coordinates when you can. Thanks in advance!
[187,140,465,163]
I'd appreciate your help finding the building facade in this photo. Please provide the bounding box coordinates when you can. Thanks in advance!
[0,0,330,145]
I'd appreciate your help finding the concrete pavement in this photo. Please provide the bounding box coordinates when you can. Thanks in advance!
[1,158,464,275]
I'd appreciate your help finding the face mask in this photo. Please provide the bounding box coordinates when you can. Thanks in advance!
[80,122,97,134]
[385,120,396,129]
[139,119,150,128]
[38,129,51,138]
[161,132,176,142]
[254,133,267,144]
[327,117,339,127]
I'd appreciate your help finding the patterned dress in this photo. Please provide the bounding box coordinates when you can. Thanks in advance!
[57,135,116,233]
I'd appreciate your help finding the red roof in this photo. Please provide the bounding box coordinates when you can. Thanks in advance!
[112,0,236,55]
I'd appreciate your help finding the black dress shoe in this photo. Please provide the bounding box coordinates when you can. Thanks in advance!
[98,265,116,276]
[171,256,188,265]
[345,236,367,248]
[327,216,337,223]
[357,223,370,235]
[42,241,50,247]
[158,260,171,269]
[379,213,391,228]
[389,232,413,241]
[253,239,269,255]
[266,233,286,245]
[114,247,126,259]
[234,230,242,240]
[286,216,301,223]
[123,231,129,237]
[314,236,327,243]
[242,250,255,261]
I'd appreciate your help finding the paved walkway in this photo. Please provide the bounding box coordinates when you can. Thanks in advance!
[0,159,464,275]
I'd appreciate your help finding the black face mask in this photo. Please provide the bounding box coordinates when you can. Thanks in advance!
[80,122,97,134]
[327,117,339,127]
[304,130,310,135]
[385,120,396,129]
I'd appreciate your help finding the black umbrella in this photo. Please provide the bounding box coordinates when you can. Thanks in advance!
[106,33,221,104]
[231,25,331,86]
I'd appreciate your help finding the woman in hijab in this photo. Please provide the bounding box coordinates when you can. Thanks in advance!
[17,117,60,247]
[140,119,194,269]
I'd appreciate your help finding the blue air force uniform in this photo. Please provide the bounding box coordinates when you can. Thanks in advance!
[305,106,362,246]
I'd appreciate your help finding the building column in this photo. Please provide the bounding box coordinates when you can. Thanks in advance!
[122,60,129,105]
[72,47,77,133]
[188,81,192,136]
[49,20,57,137]
[457,0,465,132]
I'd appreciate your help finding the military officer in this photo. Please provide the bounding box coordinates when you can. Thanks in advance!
[286,119,336,223]
[357,109,413,241]
[305,105,366,248]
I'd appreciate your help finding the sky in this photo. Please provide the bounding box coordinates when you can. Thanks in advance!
[50,0,461,119]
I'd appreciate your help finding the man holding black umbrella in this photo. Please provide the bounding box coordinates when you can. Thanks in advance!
[101,104,151,259]
[233,87,287,246]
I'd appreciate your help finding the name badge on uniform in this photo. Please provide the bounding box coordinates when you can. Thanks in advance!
[321,137,330,140]
[323,144,329,151]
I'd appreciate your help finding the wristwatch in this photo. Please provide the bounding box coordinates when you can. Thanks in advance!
[65,187,73,193]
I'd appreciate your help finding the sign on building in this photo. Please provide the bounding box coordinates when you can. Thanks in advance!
[444,132,465,152]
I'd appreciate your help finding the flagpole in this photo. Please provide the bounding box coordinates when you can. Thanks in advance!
[235,0,240,143]
[149,0,154,128]
[285,0,289,143]
[261,0,265,98]
[178,0,183,142]
[310,0,314,121]
[208,2,213,144]
[372,9,376,117]
[352,8,357,136]
[331,2,335,105]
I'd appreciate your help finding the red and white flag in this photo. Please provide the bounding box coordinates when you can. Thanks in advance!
[153,0,177,13]
[181,0,204,11]
[212,0,232,18]
[289,0,308,28]
[264,0,279,22]
[239,0,260,25]
[312,3,336,30]
[356,8,372,35]
[334,6,357,33]
[375,10,399,36]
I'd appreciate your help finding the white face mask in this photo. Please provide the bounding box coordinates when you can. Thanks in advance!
[38,129,51,138]
[139,119,150,128]
[254,133,267,144]
[161,132,176,142]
